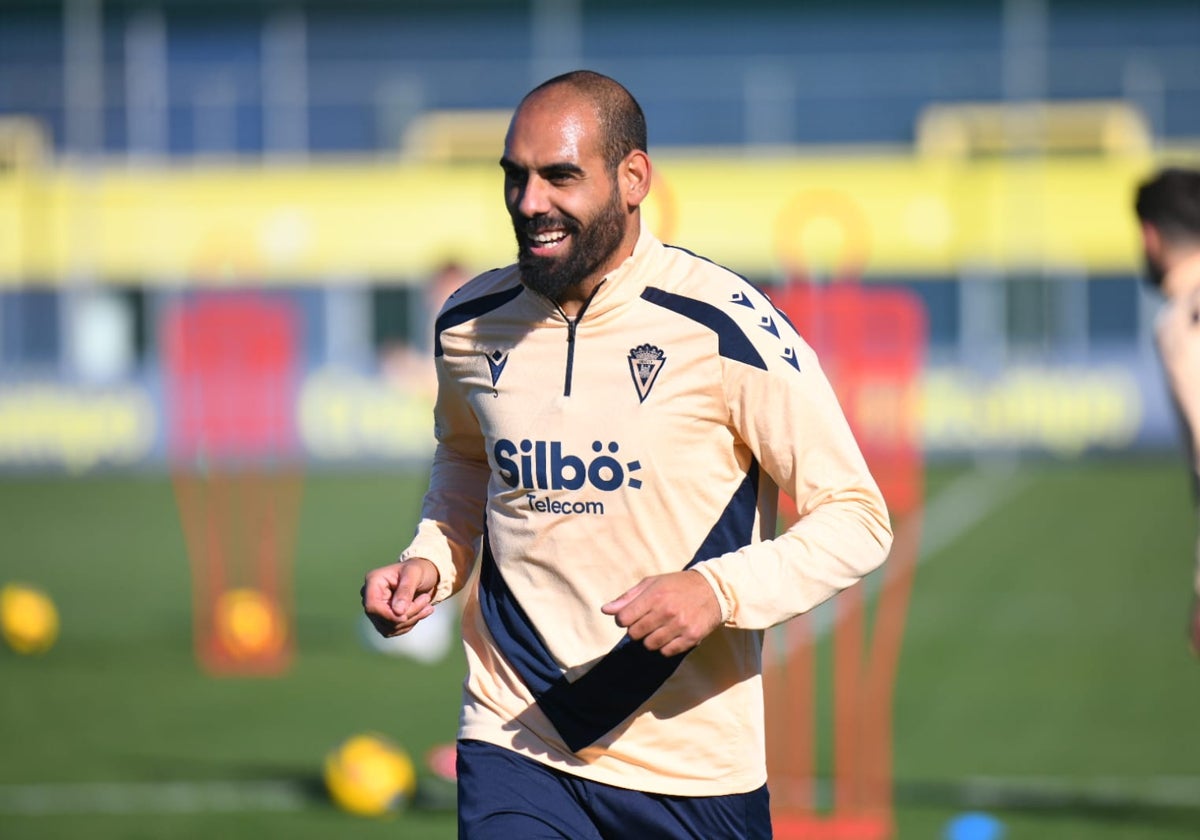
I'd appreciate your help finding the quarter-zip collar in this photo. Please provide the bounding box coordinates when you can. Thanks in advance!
[555,282,603,397]
[522,220,663,396]
[573,220,662,318]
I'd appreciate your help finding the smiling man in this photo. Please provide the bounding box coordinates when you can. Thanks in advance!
[362,70,893,839]
[503,76,638,309]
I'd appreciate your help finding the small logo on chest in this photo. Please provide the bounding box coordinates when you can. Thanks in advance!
[486,350,509,387]
[628,343,666,403]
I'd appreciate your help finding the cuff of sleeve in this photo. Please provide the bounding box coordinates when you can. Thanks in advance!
[692,563,734,626]
[399,546,455,604]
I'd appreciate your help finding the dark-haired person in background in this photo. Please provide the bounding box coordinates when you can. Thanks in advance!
[1135,166,1200,654]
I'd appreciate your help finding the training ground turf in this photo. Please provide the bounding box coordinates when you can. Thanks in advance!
[2,457,1199,839]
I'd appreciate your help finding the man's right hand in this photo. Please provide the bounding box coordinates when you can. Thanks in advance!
[362,557,441,638]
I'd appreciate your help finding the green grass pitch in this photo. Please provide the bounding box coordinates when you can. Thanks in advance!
[1,457,1198,838]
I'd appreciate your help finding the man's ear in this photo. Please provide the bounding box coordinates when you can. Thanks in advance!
[621,150,651,209]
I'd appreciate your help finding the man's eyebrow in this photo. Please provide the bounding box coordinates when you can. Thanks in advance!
[498,157,584,177]
[541,162,585,177]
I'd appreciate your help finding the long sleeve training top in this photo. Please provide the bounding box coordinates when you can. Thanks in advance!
[400,225,893,796]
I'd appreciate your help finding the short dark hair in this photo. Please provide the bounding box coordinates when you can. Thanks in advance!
[523,70,647,171]
[1134,167,1200,246]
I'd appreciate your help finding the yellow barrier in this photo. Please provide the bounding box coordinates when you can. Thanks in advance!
[915,100,1153,157]
[0,146,1194,286]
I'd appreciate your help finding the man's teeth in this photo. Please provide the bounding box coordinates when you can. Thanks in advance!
[533,231,567,245]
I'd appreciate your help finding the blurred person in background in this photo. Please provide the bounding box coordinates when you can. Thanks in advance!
[379,259,471,399]
[362,70,892,839]
[368,262,473,670]
[1134,166,1200,654]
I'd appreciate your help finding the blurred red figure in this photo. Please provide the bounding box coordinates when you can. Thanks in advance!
[164,293,304,676]
[764,280,927,840]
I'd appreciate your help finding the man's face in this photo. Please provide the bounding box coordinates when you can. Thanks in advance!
[501,94,629,302]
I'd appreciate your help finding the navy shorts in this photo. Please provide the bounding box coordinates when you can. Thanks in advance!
[456,739,773,840]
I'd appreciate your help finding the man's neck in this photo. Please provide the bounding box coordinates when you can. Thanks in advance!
[556,277,605,318]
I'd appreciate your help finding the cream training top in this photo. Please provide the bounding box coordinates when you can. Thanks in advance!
[400,225,893,796]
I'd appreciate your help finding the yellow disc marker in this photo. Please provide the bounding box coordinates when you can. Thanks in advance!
[213,588,286,659]
[325,733,418,817]
[1,583,60,655]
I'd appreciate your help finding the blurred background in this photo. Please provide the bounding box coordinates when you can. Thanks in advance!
[1,1,1199,838]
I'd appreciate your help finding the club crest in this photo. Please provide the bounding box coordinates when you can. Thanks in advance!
[628,343,666,403]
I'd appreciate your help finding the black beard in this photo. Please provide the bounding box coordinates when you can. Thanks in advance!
[515,191,626,303]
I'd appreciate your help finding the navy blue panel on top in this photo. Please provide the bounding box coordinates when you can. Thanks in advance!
[641,287,767,370]
[477,535,562,696]
[537,635,687,753]
[537,459,761,751]
[684,459,760,575]
[434,283,524,357]
[478,459,762,752]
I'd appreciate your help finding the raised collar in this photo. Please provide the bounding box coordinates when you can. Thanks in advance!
[572,219,662,318]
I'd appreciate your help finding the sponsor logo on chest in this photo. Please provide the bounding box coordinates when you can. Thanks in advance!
[493,438,643,517]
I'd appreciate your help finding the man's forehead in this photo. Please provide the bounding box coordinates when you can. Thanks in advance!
[506,92,601,162]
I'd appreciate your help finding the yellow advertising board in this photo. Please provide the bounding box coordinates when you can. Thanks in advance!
[0,148,1186,286]
[0,363,1155,472]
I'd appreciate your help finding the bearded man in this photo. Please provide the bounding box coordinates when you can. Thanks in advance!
[363,70,892,840]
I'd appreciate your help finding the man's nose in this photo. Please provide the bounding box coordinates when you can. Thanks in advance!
[517,175,551,218]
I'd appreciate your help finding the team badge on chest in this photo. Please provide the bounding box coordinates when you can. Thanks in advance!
[628,343,666,403]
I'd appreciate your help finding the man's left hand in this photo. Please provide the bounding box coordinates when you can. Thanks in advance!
[602,570,722,657]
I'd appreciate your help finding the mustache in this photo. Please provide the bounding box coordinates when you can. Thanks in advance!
[517,215,579,237]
